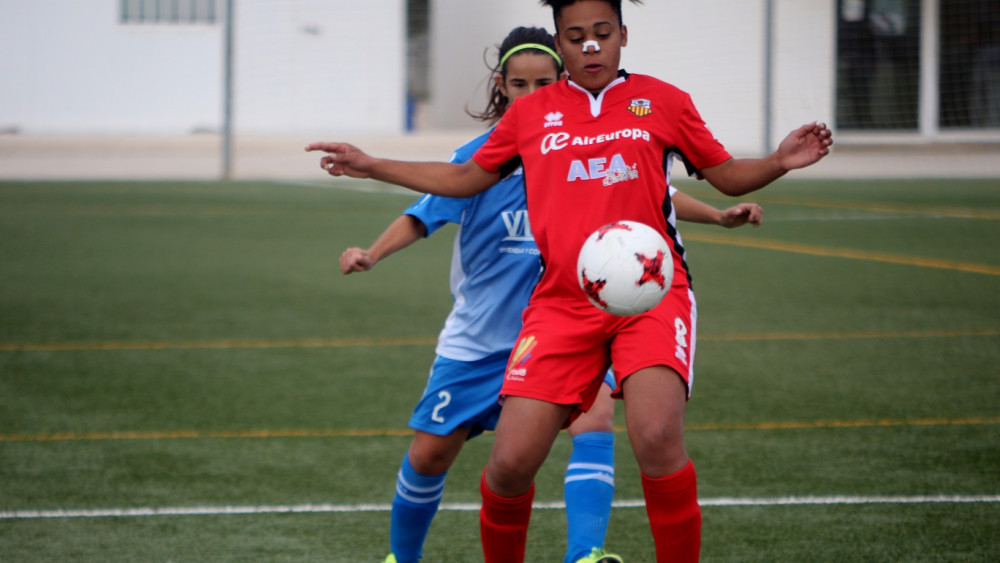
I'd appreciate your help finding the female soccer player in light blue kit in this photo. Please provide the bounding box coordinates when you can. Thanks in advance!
[338,26,764,563]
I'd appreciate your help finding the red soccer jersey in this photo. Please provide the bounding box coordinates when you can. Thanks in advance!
[472,72,731,305]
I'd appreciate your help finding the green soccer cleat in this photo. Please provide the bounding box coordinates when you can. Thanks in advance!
[382,555,397,563]
[574,547,624,563]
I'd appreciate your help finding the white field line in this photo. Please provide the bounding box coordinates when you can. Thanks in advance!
[282,179,416,196]
[3,495,997,520]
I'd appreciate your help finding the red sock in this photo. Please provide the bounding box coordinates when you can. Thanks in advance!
[479,469,534,563]
[641,460,702,563]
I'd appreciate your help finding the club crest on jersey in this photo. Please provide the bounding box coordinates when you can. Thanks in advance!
[628,98,652,117]
[544,111,564,128]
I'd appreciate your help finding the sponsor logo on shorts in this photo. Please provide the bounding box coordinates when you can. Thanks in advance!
[674,317,689,366]
[506,336,537,381]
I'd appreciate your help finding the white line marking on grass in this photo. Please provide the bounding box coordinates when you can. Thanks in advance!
[282,180,415,196]
[3,495,997,519]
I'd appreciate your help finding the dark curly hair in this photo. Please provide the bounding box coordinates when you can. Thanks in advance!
[539,0,643,28]
[468,26,563,124]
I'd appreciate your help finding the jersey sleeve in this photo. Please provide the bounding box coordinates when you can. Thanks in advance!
[400,133,486,236]
[674,92,732,176]
[472,99,521,173]
[404,193,469,237]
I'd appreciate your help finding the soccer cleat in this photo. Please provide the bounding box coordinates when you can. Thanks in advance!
[382,555,397,563]
[574,547,624,563]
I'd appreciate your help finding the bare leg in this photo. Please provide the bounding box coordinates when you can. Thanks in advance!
[621,366,689,476]
[622,365,700,562]
[484,396,574,494]
[480,396,574,563]
[568,383,615,436]
[407,427,471,475]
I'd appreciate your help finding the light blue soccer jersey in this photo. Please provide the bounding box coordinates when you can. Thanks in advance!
[404,129,541,362]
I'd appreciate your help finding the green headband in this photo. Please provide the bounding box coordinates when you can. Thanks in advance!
[499,43,563,69]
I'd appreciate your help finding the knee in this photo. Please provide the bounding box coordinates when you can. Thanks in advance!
[485,449,539,496]
[630,425,687,468]
[568,403,615,435]
[406,429,471,476]
[407,449,453,476]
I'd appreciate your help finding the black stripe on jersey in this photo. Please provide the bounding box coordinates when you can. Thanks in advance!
[662,148,694,289]
[520,160,546,297]
[498,156,523,180]
[673,150,703,180]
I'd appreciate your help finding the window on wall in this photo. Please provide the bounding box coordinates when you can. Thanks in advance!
[121,0,217,25]
[940,0,1000,128]
[836,0,922,130]
[406,0,430,131]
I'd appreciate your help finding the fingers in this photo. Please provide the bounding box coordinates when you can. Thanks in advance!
[306,141,371,178]
[720,206,746,228]
[305,141,344,153]
[320,155,339,173]
[804,122,834,148]
[306,142,344,174]
[722,203,763,228]
[339,248,373,275]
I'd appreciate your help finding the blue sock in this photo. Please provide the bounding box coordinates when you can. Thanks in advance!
[563,431,616,563]
[389,454,447,563]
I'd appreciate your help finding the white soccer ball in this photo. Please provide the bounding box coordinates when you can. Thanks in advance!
[576,220,672,316]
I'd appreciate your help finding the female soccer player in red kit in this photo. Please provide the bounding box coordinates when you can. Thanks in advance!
[307,1,832,560]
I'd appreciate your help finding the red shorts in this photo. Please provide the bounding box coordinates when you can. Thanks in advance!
[502,285,697,413]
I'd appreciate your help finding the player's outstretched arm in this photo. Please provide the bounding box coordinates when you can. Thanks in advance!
[672,189,763,228]
[339,215,427,275]
[699,122,833,196]
[305,141,499,198]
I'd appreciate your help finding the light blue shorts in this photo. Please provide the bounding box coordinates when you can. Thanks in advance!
[409,351,617,439]
[408,351,508,439]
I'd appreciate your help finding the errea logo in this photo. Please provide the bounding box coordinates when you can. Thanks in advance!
[544,111,564,128]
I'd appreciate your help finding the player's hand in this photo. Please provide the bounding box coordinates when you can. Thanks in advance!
[776,122,833,171]
[339,247,375,275]
[719,202,763,228]
[305,142,377,179]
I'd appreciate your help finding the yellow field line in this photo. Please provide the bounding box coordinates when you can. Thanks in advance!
[0,428,415,442]
[685,232,1000,275]
[769,198,1000,220]
[687,191,1000,220]
[0,336,438,352]
[2,416,996,443]
[684,416,1000,431]
[1,329,995,353]
[704,328,1000,342]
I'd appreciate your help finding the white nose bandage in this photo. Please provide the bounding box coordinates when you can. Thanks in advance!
[582,40,601,54]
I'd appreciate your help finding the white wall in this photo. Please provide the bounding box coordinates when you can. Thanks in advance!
[234,0,406,135]
[0,0,406,135]
[771,0,837,149]
[426,2,553,131]
[428,0,837,156]
[0,0,832,145]
[0,0,220,133]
